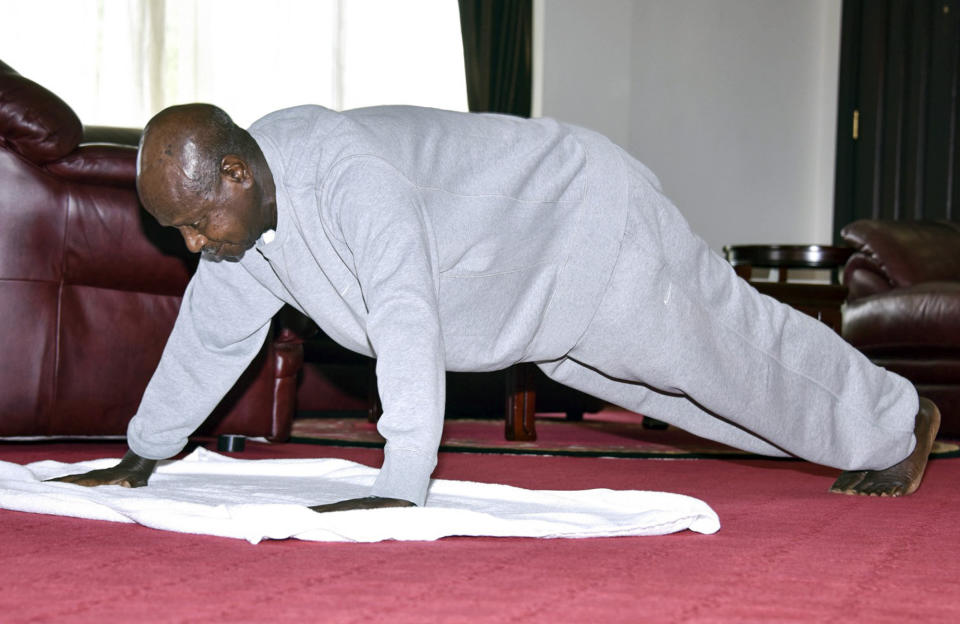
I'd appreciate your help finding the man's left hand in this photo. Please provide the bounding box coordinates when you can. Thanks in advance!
[309,496,416,513]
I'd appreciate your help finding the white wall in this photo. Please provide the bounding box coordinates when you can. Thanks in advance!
[536,0,842,252]
[535,0,635,146]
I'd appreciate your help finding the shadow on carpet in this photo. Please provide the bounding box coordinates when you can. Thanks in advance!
[291,415,960,460]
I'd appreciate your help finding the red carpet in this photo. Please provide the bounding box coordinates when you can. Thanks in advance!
[2,440,959,623]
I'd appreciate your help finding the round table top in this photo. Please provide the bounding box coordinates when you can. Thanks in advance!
[722,244,854,269]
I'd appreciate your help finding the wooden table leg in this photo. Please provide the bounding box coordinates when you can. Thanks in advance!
[505,364,537,441]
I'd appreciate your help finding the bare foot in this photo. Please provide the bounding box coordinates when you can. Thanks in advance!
[830,397,941,497]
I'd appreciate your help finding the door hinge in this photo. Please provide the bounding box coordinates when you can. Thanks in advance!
[852,109,860,140]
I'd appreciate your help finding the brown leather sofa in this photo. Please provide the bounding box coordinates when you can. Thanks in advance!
[0,60,300,439]
[841,220,960,436]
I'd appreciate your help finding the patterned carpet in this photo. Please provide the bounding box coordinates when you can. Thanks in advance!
[291,412,960,460]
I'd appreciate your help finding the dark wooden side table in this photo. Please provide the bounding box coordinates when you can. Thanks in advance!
[722,245,854,333]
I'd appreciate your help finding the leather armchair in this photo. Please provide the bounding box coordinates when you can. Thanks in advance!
[841,220,960,436]
[0,60,301,439]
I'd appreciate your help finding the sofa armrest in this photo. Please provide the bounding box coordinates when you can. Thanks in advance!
[842,252,894,300]
[841,220,960,300]
[0,60,82,163]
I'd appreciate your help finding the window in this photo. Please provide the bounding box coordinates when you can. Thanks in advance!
[0,0,468,127]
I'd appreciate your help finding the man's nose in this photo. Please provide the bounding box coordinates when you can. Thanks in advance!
[181,229,208,254]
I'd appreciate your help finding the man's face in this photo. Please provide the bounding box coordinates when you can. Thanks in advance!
[150,181,263,262]
[138,146,264,262]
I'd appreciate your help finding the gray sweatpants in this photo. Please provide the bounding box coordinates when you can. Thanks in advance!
[539,155,918,472]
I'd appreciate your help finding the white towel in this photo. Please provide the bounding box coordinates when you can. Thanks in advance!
[0,448,720,543]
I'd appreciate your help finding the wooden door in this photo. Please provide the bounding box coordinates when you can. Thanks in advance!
[833,0,960,241]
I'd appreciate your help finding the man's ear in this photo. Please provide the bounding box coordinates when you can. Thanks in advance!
[220,155,251,186]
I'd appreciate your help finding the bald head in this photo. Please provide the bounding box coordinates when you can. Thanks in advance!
[137,104,258,209]
[136,104,277,261]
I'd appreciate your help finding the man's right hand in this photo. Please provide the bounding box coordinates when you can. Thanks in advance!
[46,450,158,488]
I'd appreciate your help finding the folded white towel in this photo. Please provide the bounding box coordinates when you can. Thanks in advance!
[0,448,719,543]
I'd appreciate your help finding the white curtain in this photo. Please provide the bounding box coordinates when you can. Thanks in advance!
[0,0,467,127]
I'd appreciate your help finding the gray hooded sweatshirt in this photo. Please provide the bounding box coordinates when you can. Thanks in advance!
[126,105,633,505]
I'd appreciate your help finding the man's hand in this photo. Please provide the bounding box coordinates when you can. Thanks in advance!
[46,450,158,488]
[309,496,416,513]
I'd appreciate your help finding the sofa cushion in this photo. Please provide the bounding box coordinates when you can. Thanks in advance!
[0,150,66,283]
[62,183,195,296]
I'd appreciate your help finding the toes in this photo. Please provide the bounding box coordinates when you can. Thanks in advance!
[849,477,908,497]
[830,470,868,493]
[829,469,915,497]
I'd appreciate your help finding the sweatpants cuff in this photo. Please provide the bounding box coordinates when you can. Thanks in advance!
[370,444,437,506]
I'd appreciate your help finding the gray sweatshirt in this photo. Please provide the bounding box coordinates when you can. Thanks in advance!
[127,105,634,505]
